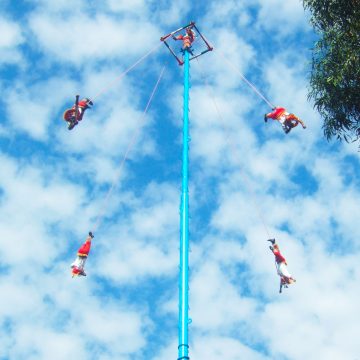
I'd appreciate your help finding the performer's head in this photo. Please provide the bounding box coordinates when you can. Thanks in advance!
[186,27,194,35]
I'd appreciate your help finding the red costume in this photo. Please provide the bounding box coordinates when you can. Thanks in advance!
[63,97,93,130]
[265,107,306,134]
[71,232,93,277]
[268,240,296,293]
[272,246,287,264]
[77,238,91,256]
[73,99,90,121]
[173,27,196,49]
[266,107,286,120]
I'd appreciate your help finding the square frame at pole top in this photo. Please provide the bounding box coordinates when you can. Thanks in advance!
[160,21,213,65]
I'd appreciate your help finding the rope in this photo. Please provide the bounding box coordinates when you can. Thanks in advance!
[91,43,162,101]
[195,57,272,239]
[215,49,275,109]
[91,63,167,233]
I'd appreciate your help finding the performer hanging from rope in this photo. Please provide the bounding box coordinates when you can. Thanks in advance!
[173,26,196,54]
[264,107,306,134]
[63,95,93,130]
[268,239,296,293]
[71,232,94,277]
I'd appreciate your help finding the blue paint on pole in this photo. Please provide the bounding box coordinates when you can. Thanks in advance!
[178,48,190,360]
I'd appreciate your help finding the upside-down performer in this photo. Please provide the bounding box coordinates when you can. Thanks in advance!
[63,96,93,130]
[268,239,296,293]
[173,26,196,53]
[71,232,94,277]
[264,107,306,134]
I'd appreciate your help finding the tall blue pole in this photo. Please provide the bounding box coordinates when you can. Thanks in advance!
[178,48,190,360]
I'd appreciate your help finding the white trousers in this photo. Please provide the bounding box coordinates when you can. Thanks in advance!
[276,262,292,279]
[71,256,87,271]
[278,112,290,125]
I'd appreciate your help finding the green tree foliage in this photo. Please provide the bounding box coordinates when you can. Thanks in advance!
[303,0,360,144]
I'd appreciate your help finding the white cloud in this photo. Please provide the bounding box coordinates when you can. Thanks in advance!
[6,97,50,139]
[0,154,88,264]
[5,77,75,140]
[191,336,269,360]
[202,0,251,29]
[0,17,23,48]
[25,0,86,12]
[107,0,146,12]
[154,0,191,27]
[0,17,24,65]
[93,182,179,283]
[190,261,257,330]
[6,326,86,360]
[29,14,160,63]
[255,0,310,36]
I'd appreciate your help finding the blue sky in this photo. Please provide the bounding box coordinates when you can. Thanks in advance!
[0,0,360,359]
